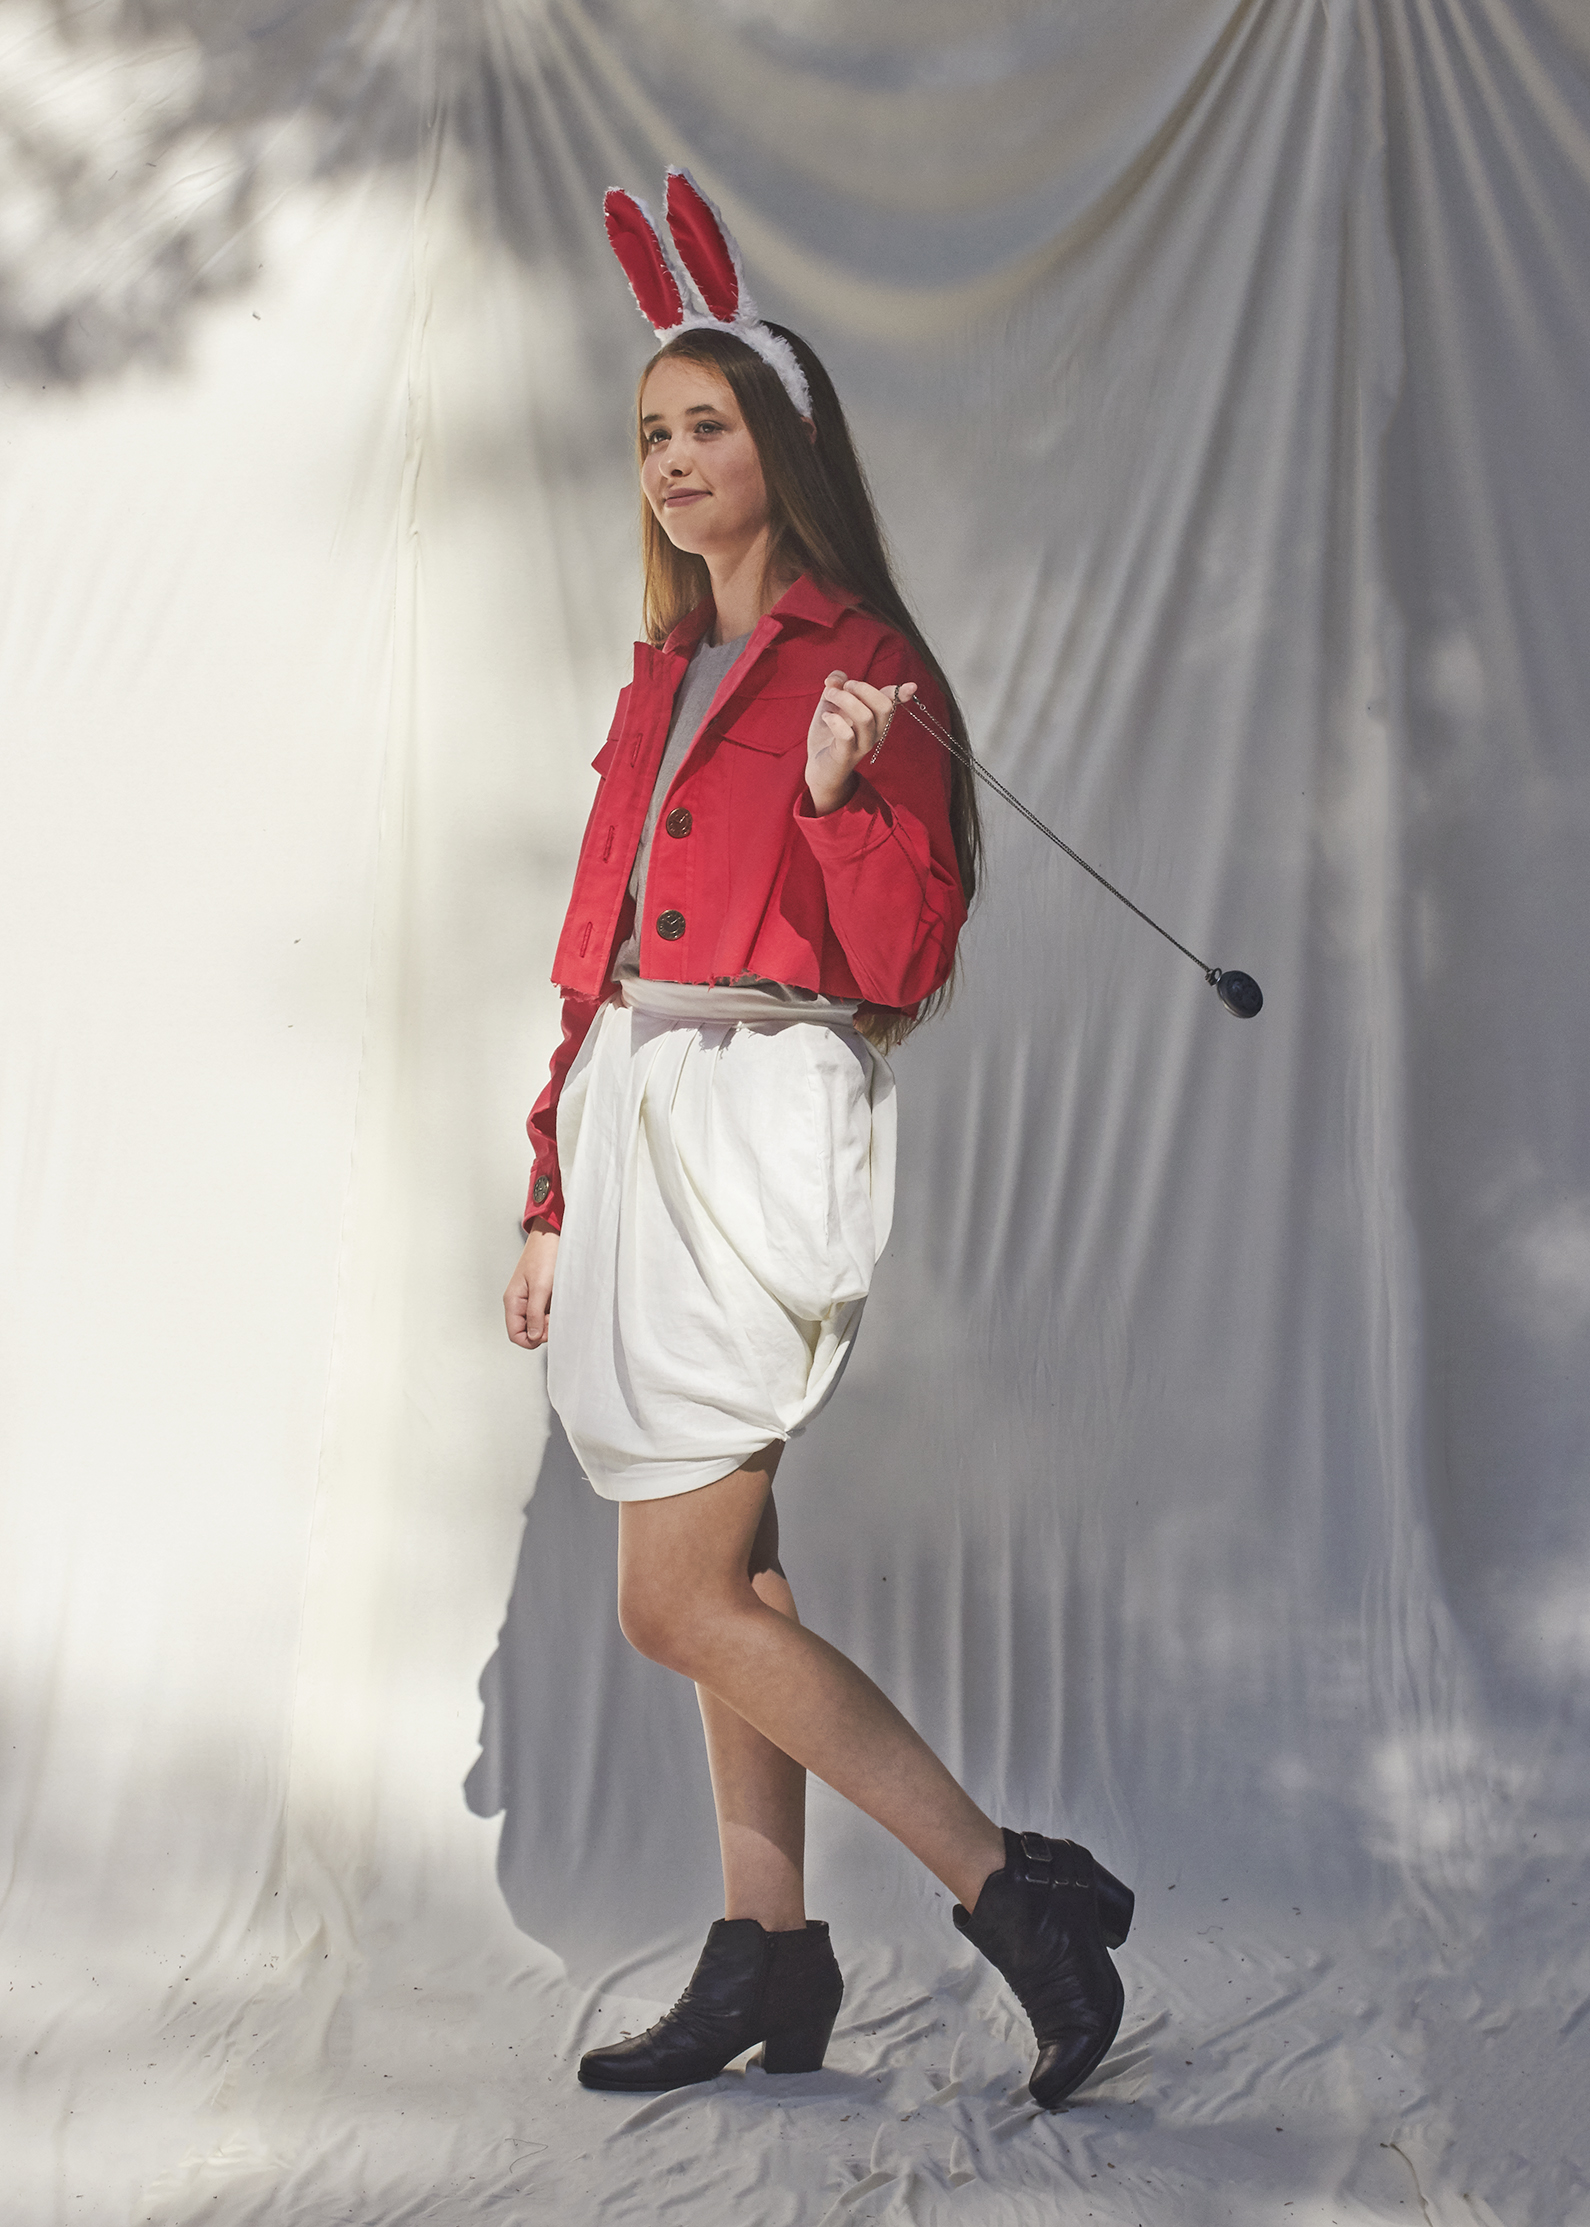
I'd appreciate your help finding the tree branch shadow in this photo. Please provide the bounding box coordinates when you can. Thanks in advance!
[2,0,610,385]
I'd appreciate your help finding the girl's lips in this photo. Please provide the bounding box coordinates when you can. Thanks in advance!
[663,490,707,507]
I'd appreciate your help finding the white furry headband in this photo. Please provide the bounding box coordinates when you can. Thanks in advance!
[603,168,814,422]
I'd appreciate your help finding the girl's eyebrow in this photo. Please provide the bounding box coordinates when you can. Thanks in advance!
[640,401,725,425]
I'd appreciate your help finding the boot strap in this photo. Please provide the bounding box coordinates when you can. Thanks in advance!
[1013,1831,1093,1892]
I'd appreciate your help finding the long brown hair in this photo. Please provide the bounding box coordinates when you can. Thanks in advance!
[636,325,982,1044]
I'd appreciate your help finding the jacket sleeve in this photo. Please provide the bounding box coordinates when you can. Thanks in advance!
[790,642,967,1010]
[521,708,638,1235]
[522,966,623,1235]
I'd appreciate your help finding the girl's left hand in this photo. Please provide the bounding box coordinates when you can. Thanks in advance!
[805,672,916,816]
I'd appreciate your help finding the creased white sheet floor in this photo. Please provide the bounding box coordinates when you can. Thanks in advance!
[4,1,1589,2222]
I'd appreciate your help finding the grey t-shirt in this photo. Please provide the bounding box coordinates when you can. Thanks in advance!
[611,628,751,978]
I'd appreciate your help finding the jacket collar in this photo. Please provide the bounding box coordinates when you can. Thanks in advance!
[658,600,717,660]
[657,573,862,660]
[767,573,864,630]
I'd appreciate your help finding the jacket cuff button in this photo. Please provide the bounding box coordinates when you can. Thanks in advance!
[655,908,687,941]
[531,1175,551,1206]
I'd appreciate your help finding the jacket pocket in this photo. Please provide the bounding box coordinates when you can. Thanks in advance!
[718,691,810,755]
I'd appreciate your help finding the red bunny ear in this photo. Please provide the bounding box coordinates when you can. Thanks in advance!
[604,189,685,332]
[664,168,749,324]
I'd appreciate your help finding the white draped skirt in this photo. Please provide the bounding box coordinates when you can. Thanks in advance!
[546,979,896,1502]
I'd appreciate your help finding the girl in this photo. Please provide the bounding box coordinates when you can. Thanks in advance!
[502,174,1130,2109]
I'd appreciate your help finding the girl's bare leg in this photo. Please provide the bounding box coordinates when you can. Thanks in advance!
[620,1455,1007,1914]
[694,1454,808,1931]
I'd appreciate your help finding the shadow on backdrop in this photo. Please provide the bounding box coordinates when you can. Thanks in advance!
[464,1413,721,1974]
[3,0,614,386]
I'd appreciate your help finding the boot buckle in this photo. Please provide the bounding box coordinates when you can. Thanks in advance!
[1050,1837,1092,1890]
[1017,1830,1053,1887]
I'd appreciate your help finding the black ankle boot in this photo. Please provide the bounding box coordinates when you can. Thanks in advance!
[953,1829,1130,2109]
[577,1918,844,2092]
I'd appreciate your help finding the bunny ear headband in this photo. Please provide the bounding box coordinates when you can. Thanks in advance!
[603,167,814,421]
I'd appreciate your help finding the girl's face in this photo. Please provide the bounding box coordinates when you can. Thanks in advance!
[639,358,771,563]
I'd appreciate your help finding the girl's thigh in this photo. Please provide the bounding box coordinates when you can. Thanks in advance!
[617,1451,782,1626]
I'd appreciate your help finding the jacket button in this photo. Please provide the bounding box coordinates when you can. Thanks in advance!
[531,1175,551,1206]
[655,909,687,941]
[664,806,692,838]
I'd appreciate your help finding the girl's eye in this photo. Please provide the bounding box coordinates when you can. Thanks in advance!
[644,418,726,447]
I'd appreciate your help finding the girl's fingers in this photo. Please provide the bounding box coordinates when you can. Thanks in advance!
[827,687,877,737]
[506,1265,554,1348]
[854,679,910,719]
[822,676,915,721]
[815,672,927,772]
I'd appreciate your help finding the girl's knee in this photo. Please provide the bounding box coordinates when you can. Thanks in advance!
[615,1575,668,1664]
[617,1572,712,1675]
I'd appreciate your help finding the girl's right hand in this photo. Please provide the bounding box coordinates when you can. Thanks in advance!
[505,1220,559,1349]
[805,671,915,815]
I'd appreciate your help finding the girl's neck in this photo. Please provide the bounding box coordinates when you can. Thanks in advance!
[704,531,797,645]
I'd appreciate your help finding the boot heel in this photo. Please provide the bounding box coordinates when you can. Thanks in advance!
[761,2013,837,2075]
[1095,1864,1134,1950]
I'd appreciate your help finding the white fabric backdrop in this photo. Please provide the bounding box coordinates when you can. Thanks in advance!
[3,1,1589,2220]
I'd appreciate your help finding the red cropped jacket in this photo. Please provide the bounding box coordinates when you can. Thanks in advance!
[522,574,966,1233]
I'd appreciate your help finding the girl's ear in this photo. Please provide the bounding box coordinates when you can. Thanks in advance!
[803,417,817,446]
